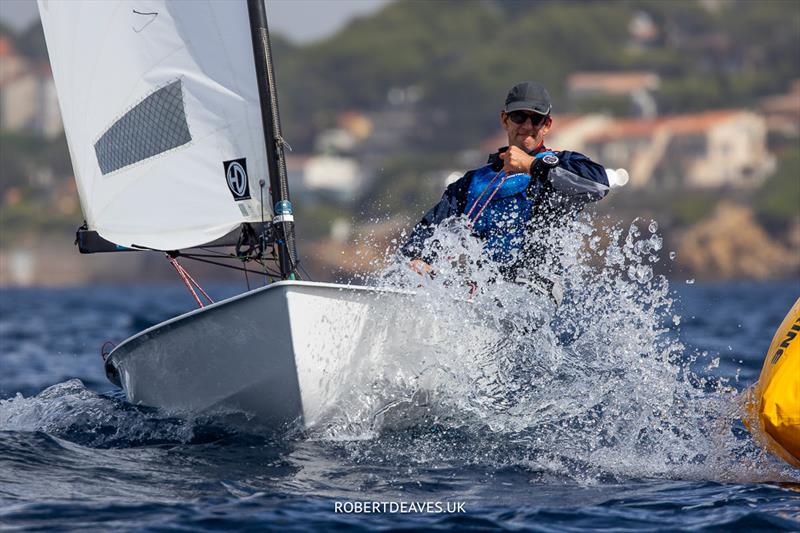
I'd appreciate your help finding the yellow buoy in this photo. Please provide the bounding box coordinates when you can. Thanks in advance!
[744,296,800,468]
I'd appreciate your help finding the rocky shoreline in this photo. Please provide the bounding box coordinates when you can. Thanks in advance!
[677,202,800,281]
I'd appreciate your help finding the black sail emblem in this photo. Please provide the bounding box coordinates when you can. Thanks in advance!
[223,158,250,200]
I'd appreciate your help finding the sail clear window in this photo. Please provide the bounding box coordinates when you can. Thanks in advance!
[94,80,191,175]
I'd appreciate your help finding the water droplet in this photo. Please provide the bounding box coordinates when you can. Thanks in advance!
[648,221,658,233]
[649,234,662,251]
[672,315,681,325]
[628,264,652,283]
[686,279,695,284]
[669,251,676,260]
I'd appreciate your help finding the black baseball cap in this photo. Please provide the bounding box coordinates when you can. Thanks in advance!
[504,81,552,115]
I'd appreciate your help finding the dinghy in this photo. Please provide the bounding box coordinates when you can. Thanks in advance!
[106,281,443,427]
[38,0,523,427]
[39,0,626,428]
[36,0,409,425]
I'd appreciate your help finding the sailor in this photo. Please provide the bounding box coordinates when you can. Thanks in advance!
[400,81,610,301]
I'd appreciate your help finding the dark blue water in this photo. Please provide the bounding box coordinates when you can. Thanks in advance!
[1,281,799,531]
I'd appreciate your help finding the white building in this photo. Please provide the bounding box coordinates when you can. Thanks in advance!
[0,37,62,137]
[302,155,364,201]
[583,110,775,189]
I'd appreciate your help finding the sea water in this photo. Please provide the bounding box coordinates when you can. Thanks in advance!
[1,216,799,531]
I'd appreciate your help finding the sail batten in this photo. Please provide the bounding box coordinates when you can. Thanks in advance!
[38,0,271,251]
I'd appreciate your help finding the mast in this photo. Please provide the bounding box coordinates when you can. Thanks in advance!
[247,0,297,279]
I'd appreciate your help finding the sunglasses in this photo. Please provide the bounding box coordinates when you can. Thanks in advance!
[506,110,549,127]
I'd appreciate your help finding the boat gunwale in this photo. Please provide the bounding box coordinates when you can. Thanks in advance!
[107,281,414,363]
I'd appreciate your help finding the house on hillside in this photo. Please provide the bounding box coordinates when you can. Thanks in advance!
[546,114,614,153]
[0,36,62,138]
[0,36,26,82]
[284,153,365,203]
[300,155,364,203]
[315,127,359,155]
[627,11,659,49]
[567,71,661,118]
[337,111,372,142]
[583,110,774,190]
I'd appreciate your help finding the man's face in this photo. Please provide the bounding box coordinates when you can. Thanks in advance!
[501,110,552,152]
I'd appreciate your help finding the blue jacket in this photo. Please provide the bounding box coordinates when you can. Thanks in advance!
[401,145,609,277]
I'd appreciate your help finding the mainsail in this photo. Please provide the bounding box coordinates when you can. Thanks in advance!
[38,0,271,250]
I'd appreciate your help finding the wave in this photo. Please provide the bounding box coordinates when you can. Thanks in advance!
[2,216,797,484]
[0,379,240,448]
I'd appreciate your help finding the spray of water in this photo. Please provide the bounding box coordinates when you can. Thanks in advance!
[0,379,237,448]
[0,213,795,483]
[314,213,796,483]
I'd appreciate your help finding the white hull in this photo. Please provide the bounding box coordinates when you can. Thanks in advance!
[107,281,478,428]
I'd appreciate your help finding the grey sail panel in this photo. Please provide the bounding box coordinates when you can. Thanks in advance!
[94,80,191,175]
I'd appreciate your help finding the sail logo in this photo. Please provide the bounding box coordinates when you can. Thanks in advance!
[223,158,251,200]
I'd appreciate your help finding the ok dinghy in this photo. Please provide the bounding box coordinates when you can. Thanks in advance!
[40,0,625,428]
[38,0,512,427]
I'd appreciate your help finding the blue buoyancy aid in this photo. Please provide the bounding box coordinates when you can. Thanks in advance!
[464,150,559,264]
[400,148,608,271]
[464,165,536,264]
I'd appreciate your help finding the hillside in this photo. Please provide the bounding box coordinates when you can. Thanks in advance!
[273,0,800,150]
[0,0,798,284]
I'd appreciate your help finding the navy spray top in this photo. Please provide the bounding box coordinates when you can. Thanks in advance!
[400,145,610,278]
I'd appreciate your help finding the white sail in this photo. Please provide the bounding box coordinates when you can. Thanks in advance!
[38,0,270,250]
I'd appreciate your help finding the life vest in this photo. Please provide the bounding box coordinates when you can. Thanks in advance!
[464,148,559,264]
[399,146,607,266]
[464,165,537,264]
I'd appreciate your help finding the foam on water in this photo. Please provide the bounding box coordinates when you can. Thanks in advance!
[0,379,235,448]
[1,214,796,486]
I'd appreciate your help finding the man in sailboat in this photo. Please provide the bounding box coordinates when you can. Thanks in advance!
[400,81,610,302]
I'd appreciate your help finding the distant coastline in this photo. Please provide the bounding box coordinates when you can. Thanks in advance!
[2,202,797,287]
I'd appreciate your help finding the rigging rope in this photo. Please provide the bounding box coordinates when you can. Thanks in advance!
[467,171,510,226]
[166,254,214,308]
[178,253,282,278]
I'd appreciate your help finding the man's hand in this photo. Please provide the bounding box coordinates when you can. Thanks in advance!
[499,146,535,175]
[409,259,433,277]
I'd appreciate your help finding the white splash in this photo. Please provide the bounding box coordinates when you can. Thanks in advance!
[318,214,796,483]
[0,379,199,447]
